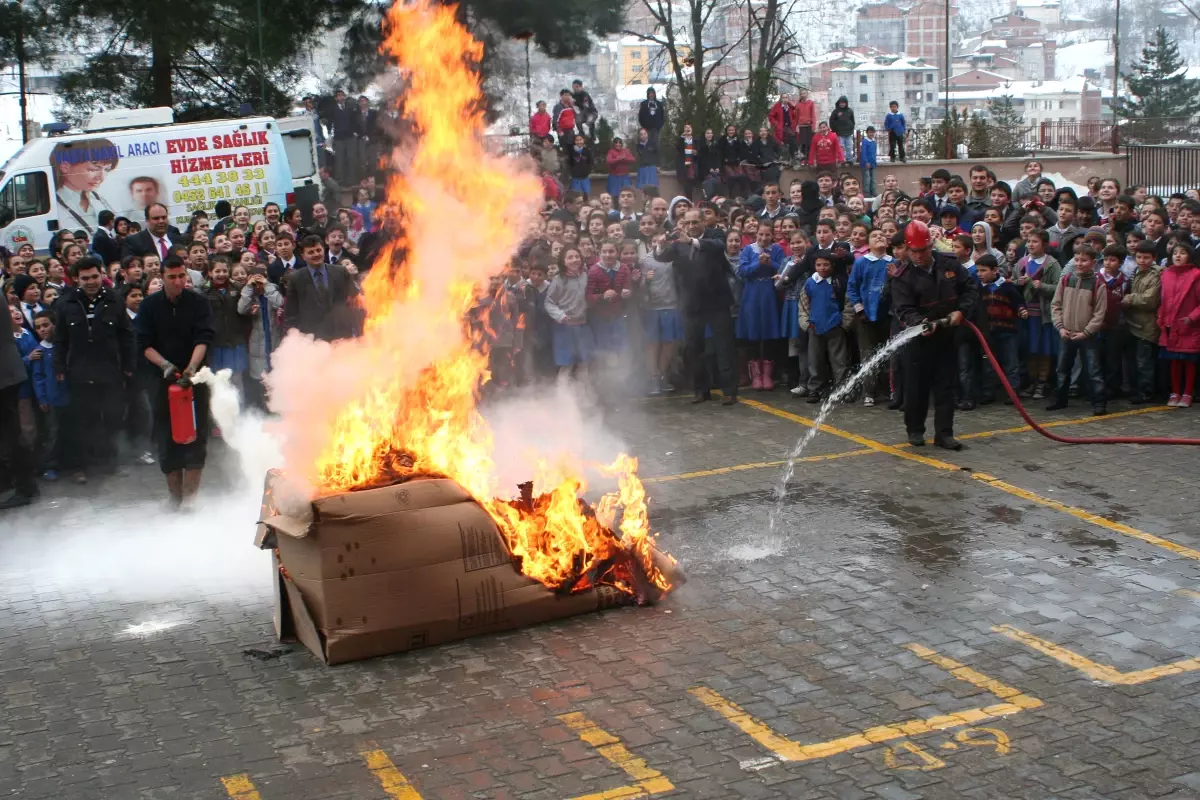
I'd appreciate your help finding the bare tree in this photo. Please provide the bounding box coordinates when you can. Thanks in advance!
[622,0,752,131]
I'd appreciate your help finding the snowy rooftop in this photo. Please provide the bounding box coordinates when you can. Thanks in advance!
[945,79,1092,102]
[1015,0,1060,7]
[832,56,933,73]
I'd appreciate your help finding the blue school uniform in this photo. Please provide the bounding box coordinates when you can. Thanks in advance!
[14,329,38,400]
[803,274,846,335]
[636,141,659,188]
[736,242,785,341]
[846,253,892,321]
[552,323,596,366]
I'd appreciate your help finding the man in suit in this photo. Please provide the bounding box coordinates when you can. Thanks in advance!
[120,203,182,261]
[357,95,379,180]
[91,210,121,266]
[283,234,360,341]
[326,89,359,186]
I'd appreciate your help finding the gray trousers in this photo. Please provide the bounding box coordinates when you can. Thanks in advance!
[808,327,849,394]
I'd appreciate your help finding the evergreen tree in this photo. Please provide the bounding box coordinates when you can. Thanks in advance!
[595,117,614,165]
[1114,27,1200,120]
[986,94,1024,157]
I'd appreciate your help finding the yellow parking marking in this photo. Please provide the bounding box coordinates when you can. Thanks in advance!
[221,774,263,800]
[689,644,1040,763]
[739,397,1200,561]
[993,624,1200,685]
[883,740,946,771]
[558,713,674,800]
[361,746,424,799]
[642,405,1172,485]
[971,472,1200,560]
[738,398,962,471]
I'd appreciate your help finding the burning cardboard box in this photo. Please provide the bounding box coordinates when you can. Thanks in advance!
[255,470,679,665]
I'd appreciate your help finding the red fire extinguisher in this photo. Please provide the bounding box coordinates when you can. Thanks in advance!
[168,383,198,445]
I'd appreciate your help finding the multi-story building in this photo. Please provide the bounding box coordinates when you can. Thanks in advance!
[904,0,956,78]
[856,3,907,54]
[943,79,1102,124]
[830,54,941,127]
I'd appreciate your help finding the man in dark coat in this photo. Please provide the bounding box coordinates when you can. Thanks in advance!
[638,88,666,149]
[283,234,361,341]
[326,89,360,185]
[889,221,978,451]
[135,257,216,508]
[657,209,737,405]
[53,256,136,483]
[0,331,37,508]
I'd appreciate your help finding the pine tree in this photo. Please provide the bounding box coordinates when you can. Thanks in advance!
[1114,27,1200,120]
[596,117,614,165]
[986,94,1024,157]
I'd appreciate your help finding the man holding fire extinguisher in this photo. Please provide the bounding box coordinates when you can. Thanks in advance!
[135,257,216,509]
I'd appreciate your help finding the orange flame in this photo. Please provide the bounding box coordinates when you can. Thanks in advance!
[304,0,671,596]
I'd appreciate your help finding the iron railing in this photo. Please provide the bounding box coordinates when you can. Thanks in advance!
[1126,144,1200,195]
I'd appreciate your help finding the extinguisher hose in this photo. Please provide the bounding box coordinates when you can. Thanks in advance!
[958,320,1200,446]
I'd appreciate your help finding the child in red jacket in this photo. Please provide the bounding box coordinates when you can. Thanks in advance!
[1158,242,1200,407]
[807,122,845,168]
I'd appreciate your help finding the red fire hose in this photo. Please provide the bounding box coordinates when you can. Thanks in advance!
[961,320,1200,446]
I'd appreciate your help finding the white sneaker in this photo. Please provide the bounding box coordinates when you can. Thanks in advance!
[862,396,875,407]
[138,451,156,466]
[790,385,808,396]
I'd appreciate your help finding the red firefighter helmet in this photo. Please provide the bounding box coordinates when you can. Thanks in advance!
[904,220,931,250]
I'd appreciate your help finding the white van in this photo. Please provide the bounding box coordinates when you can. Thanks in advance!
[0,107,318,254]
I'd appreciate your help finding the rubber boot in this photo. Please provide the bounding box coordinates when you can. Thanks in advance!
[761,360,775,391]
[749,359,764,390]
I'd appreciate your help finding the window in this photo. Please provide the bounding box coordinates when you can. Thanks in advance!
[926,92,934,101]
[630,50,642,59]
[859,75,868,84]
[859,93,869,103]
[0,171,50,227]
[926,74,933,83]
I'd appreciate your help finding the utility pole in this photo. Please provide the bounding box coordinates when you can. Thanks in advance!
[17,0,29,144]
[1112,0,1120,151]
[257,0,266,109]
[943,0,951,157]
[525,38,532,126]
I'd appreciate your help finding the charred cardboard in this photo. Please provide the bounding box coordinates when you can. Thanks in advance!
[255,470,675,665]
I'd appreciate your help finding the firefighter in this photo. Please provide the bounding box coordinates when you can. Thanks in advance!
[889,221,978,450]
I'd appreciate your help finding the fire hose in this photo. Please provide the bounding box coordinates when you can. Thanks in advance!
[917,317,1200,446]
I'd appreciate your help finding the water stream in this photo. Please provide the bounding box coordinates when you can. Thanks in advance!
[767,325,925,534]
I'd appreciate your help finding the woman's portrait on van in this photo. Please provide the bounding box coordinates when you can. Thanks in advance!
[51,137,119,233]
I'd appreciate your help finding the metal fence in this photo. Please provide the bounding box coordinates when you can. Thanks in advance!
[1126,145,1200,195]
[900,117,1200,161]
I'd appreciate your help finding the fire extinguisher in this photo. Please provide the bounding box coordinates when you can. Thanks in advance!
[168,383,198,445]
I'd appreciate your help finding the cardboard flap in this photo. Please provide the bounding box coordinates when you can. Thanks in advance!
[261,514,315,542]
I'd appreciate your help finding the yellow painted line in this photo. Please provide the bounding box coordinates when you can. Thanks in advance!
[738,398,962,471]
[739,397,1200,561]
[689,644,1040,763]
[971,472,1200,560]
[993,624,1200,685]
[558,712,674,800]
[643,449,876,484]
[953,405,1172,441]
[904,643,1044,710]
[1174,588,1200,602]
[361,746,424,799]
[220,775,263,800]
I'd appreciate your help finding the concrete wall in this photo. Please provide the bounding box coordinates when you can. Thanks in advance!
[586,153,1126,201]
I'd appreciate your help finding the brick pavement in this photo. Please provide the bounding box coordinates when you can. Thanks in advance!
[1,392,1199,799]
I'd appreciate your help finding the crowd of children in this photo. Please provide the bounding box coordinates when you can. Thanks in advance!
[5,134,1200,508]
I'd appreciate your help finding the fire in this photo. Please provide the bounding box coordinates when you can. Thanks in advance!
[299,0,671,598]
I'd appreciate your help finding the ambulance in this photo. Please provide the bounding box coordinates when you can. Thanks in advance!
[0,107,320,254]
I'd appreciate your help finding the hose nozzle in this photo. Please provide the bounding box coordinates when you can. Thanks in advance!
[921,316,952,332]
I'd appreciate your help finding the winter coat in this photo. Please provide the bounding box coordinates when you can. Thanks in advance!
[30,341,69,407]
[0,329,27,392]
[829,98,855,137]
[858,137,877,168]
[238,282,284,379]
[768,100,796,141]
[567,146,593,180]
[14,329,37,400]
[1123,266,1161,343]
[52,286,135,385]
[980,277,1027,333]
[677,136,700,180]
[846,253,892,321]
[1157,264,1200,353]
[717,136,746,168]
[206,283,252,349]
[530,109,552,139]
[1018,254,1062,319]
[637,97,665,131]
[793,98,817,128]
[585,264,633,320]
[1051,271,1108,337]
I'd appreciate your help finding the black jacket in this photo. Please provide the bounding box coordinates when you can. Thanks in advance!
[567,147,593,180]
[717,136,745,168]
[91,228,121,266]
[661,234,734,314]
[638,98,665,131]
[283,264,360,341]
[327,101,357,140]
[134,288,216,371]
[120,227,184,261]
[890,253,978,330]
[829,98,856,137]
[52,286,136,384]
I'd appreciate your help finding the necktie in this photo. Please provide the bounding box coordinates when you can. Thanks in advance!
[157,237,168,260]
